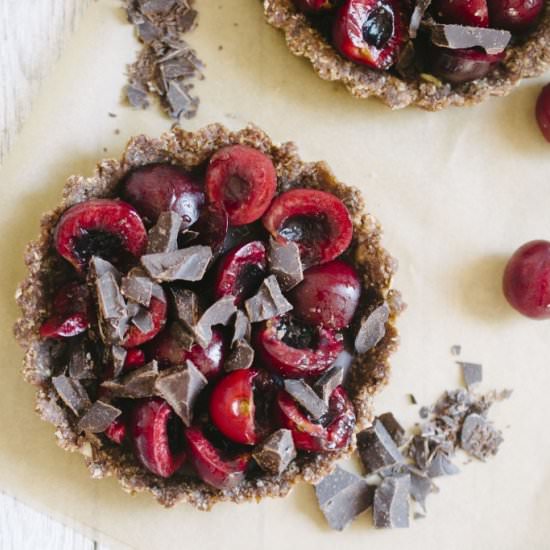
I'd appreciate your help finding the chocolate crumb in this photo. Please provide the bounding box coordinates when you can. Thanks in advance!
[141,245,212,282]
[354,303,389,354]
[373,474,411,529]
[193,296,237,348]
[77,400,121,433]
[253,429,296,476]
[224,339,255,371]
[451,345,462,356]
[284,379,328,420]
[52,375,91,416]
[409,394,418,405]
[245,275,293,323]
[459,362,483,390]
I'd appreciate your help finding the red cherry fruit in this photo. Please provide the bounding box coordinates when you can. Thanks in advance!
[124,348,146,371]
[487,0,543,32]
[54,199,147,272]
[121,164,205,227]
[214,241,267,304]
[276,386,356,452]
[209,370,259,445]
[289,260,361,329]
[332,0,406,70]
[122,295,167,348]
[263,189,353,267]
[294,0,338,11]
[432,0,489,26]
[185,427,250,490]
[130,398,186,478]
[191,204,229,255]
[430,47,504,84]
[502,240,550,319]
[147,326,225,380]
[105,417,127,444]
[205,145,277,226]
[536,84,550,143]
[255,316,344,378]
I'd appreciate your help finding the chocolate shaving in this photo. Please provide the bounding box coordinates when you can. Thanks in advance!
[354,303,389,354]
[459,362,483,390]
[167,286,200,329]
[313,365,344,403]
[283,379,328,420]
[146,211,182,254]
[141,245,212,282]
[121,275,153,307]
[268,238,303,291]
[111,345,128,378]
[253,429,296,476]
[245,275,293,323]
[192,296,237,348]
[357,419,405,474]
[408,469,437,513]
[224,339,255,372]
[77,400,121,433]
[52,375,91,416]
[427,23,511,54]
[373,474,411,529]
[101,360,159,398]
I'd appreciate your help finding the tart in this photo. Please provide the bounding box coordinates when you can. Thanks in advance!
[264,0,550,110]
[14,124,401,509]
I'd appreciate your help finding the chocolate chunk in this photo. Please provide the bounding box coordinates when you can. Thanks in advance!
[232,310,251,345]
[52,375,91,416]
[426,450,460,478]
[193,296,237,348]
[100,315,131,345]
[373,474,411,529]
[141,245,212,282]
[77,400,121,433]
[253,429,296,475]
[170,321,194,350]
[96,272,127,319]
[315,466,373,531]
[126,82,150,109]
[101,360,159,398]
[357,419,405,474]
[138,0,177,15]
[90,256,121,281]
[167,287,200,329]
[67,341,96,380]
[121,275,153,307]
[408,469,437,513]
[268,238,304,291]
[166,80,197,120]
[111,345,127,378]
[160,56,196,83]
[409,0,431,38]
[354,303,389,354]
[459,362,483,390]
[225,340,255,371]
[245,275,293,323]
[136,20,161,43]
[460,413,503,460]
[131,307,154,334]
[154,361,207,426]
[283,379,328,420]
[378,412,407,447]
[428,23,511,54]
[313,365,344,403]
[146,211,182,254]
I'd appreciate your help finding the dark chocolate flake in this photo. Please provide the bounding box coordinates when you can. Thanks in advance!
[378,412,407,447]
[428,23,511,55]
[67,342,96,380]
[354,303,389,354]
[146,211,182,254]
[138,0,177,15]
[268,238,304,291]
[253,429,296,476]
[168,286,200,329]
[101,360,159,398]
[126,82,150,109]
[52,375,91,416]
[313,365,344,403]
[170,321,194,350]
[90,256,121,281]
[121,275,153,307]
[96,272,126,320]
[141,245,212,282]
[77,400,121,433]
[459,362,483,390]
[245,275,293,323]
[166,80,197,120]
[460,413,503,460]
[224,339,255,372]
[111,345,127,378]
[408,469,437,513]
[284,379,328,420]
[232,310,251,345]
[131,307,154,334]
[357,419,405,474]
[426,450,460,478]
[373,474,411,529]
[193,296,237,348]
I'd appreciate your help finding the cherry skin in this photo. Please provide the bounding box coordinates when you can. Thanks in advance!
[123,348,146,371]
[130,398,186,478]
[289,260,361,329]
[433,0,489,26]
[536,84,550,143]
[487,0,543,32]
[503,240,550,319]
[430,47,504,84]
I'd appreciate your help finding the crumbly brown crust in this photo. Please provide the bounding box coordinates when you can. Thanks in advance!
[264,0,550,110]
[13,124,402,509]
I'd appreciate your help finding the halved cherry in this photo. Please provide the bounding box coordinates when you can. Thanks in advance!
[206,145,277,226]
[105,416,127,444]
[262,189,353,267]
[189,204,229,255]
[276,386,356,452]
[147,326,225,380]
[122,294,167,348]
[432,0,489,27]
[254,315,344,378]
[54,199,147,272]
[185,427,250,489]
[430,47,504,84]
[214,241,267,304]
[130,398,186,478]
[209,370,259,445]
[294,0,338,11]
[121,163,205,227]
[124,348,146,370]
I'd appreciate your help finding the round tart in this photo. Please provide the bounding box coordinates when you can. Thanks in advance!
[14,125,401,509]
[264,0,550,110]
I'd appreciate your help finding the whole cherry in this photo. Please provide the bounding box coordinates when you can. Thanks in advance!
[430,47,504,84]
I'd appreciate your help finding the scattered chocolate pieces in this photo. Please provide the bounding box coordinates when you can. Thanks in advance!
[121,274,153,307]
[141,245,212,282]
[373,474,411,529]
[315,466,373,531]
[101,360,159,398]
[408,469,437,513]
[67,341,96,380]
[459,362,483,390]
[378,412,407,447]
[253,429,296,476]
[170,321,194,350]
[168,286,200,329]
[224,339,255,372]
[313,365,344,403]
[192,296,237,348]
[111,345,128,378]
[245,275,293,323]
[131,307,154,334]
[268,238,304,291]
[426,450,460,478]
[427,23,511,55]
[77,400,121,433]
[354,303,389,354]
[460,413,503,461]
[146,211,182,254]
[96,272,126,319]
[52,375,91,416]
[283,379,328,420]
[357,419,405,474]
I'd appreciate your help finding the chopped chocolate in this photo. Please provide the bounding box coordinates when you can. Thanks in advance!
[121,275,153,307]
[409,0,431,38]
[52,375,91,416]
[268,238,303,291]
[167,286,200,329]
[77,400,121,433]
[409,394,418,405]
[146,211,182,254]
[131,307,154,334]
[141,245,212,282]
[283,379,328,420]
[126,82,150,109]
[67,341,96,380]
[138,0,177,15]
[126,302,141,318]
[378,412,406,447]
[224,340,255,372]
[313,365,344,403]
[451,345,462,356]
[253,429,296,475]
[244,275,293,323]
[100,315,131,345]
[154,361,207,426]
[90,256,121,281]
[101,360,159,398]
[170,321,195,350]
[409,435,432,470]
[315,466,373,531]
[426,450,460,478]
[373,474,411,529]
[111,345,128,378]
[192,296,237,348]
[460,413,503,461]
[332,349,354,380]
[357,419,405,474]
[427,23,511,55]
[96,272,126,319]
[408,469,437,513]
[232,310,251,345]
[354,303,389,354]
[166,80,198,120]
[459,362,483,390]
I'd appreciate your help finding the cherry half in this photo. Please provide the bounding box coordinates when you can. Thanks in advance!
[430,47,504,84]
[536,83,550,143]
[123,295,168,348]
[105,417,127,444]
[487,0,543,32]
[433,0,489,27]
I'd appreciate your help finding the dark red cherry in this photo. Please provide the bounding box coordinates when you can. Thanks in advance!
[122,295,167,348]
[430,47,504,84]
[276,386,356,452]
[254,315,344,378]
[105,417,127,444]
[185,427,250,489]
[487,0,543,32]
[121,163,205,227]
[206,145,277,226]
[124,348,146,371]
[190,204,229,255]
[432,0,489,26]
[214,241,267,304]
[130,398,186,478]
[294,0,338,11]
[536,84,550,143]
[289,260,361,329]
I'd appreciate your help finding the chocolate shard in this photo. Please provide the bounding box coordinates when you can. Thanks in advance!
[245,275,293,323]
[373,474,411,529]
[167,286,200,329]
[154,360,207,426]
[313,365,344,403]
[268,238,304,291]
[232,310,251,345]
[127,267,166,303]
[170,321,195,350]
[460,413,503,460]
[166,80,197,120]
[253,429,296,476]
[354,303,390,354]
[96,272,127,320]
[111,345,128,378]
[409,0,431,38]
[126,82,150,109]
[146,211,182,254]
[67,340,96,380]
[378,412,407,447]
[100,315,131,345]
[141,245,212,282]
[283,379,328,420]
[224,339,255,372]
[90,256,121,281]
[409,435,434,470]
[101,360,159,398]
[121,275,153,307]
[426,450,460,478]
[408,468,437,513]
[459,362,483,390]
[77,400,121,433]
[52,375,91,416]
[192,296,237,348]
[357,419,405,474]
[138,0,177,15]
[131,307,154,334]
[315,466,373,531]
[428,23,511,54]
